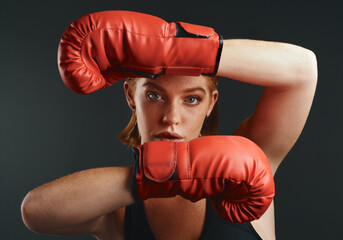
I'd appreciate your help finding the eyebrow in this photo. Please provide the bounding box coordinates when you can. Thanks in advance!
[142,82,164,92]
[142,82,206,94]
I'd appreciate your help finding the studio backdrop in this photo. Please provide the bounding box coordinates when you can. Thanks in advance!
[1,1,342,239]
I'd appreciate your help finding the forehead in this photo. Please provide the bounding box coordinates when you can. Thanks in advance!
[136,75,211,92]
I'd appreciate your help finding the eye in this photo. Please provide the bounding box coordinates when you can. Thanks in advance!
[147,92,162,101]
[185,96,201,105]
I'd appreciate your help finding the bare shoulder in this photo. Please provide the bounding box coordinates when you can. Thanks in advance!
[251,201,276,240]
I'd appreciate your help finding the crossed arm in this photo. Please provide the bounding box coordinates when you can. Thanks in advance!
[21,167,135,237]
[218,39,317,174]
[21,39,317,237]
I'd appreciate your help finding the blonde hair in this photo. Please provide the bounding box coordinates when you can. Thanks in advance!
[118,76,219,147]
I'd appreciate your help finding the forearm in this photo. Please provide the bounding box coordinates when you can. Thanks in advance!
[21,166,135,234]
[217,39,317,88]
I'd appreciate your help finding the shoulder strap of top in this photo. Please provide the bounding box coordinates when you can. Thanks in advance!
[199,199,262,240]
[124,200,156,240]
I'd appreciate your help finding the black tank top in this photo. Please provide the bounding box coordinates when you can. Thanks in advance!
[124,198,262,240]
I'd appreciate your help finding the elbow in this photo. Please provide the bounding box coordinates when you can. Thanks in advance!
[278,43,318,88]
[303,49,318,84]
[294,47,318,86]
[21,191,47,233]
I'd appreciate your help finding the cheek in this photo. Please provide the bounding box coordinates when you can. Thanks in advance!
[181,107,207,133]
[135,100,161,133]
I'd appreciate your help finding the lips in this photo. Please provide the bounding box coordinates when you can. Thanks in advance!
[154,132,183,141]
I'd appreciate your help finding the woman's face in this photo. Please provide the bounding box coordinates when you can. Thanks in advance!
[124,75,218,144]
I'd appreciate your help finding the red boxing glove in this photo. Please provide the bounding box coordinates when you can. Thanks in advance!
[134,136,275,223]
[58,11,223,94]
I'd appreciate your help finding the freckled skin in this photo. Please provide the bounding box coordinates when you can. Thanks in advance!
[124,75,218,144]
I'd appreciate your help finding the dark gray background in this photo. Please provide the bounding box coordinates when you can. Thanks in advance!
[1,0,342,239]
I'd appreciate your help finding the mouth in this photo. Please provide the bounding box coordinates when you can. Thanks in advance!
[154,132,183,142]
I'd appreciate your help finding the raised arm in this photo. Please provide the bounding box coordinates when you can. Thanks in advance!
[217,39,318,174]
[21,167,135,237]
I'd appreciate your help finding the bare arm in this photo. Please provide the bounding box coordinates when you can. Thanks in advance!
[21,166,135,236]
[217,39,318,174]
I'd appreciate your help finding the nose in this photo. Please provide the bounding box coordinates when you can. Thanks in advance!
[162,101,181,126]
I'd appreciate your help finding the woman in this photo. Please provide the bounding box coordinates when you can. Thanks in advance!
[21,11,317,240]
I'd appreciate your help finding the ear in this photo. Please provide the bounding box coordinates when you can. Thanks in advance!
[123,81,135,109]
[206,90,218,117]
